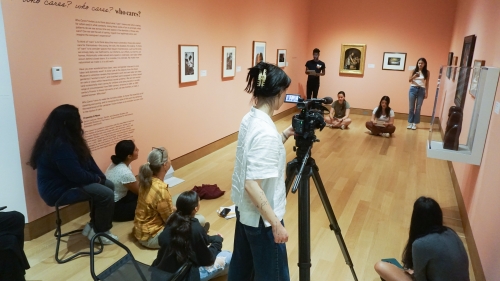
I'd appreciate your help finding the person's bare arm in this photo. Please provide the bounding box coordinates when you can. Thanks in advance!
[318,68,326,76]
[305,67,309,75]
[123,181,139,194]
[244,179,288,243]
[344,108,350,119]
[409,71,419,82]
[387,116,395,125]
[371,113,376,123]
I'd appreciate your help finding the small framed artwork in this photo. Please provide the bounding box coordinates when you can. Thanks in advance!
[179,45,199,83]
[277,49,287,67]
[454,34,476,108]
[252,41,266,66]
[469,59,485,97]
[339,44,366,75]
[446,52,454,79]
[222,46,236,78]
[452,56,458,81]
[382,52,407,71]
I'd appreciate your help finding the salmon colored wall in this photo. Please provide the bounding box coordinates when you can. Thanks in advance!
[1,0,310,221]
[306,0,457,117]
[448,0,500,280]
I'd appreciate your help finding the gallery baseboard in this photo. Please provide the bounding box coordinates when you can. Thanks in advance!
[23,107,436,240]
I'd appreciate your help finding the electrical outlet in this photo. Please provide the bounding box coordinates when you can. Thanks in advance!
[494,101,500,115]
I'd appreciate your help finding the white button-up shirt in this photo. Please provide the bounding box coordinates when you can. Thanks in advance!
[231,107,286,228]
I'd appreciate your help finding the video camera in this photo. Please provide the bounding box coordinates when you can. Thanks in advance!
[285,94,333,157]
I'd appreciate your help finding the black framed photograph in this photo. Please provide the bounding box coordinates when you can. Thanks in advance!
[446,52,454,79]
[382,52,407,71]
[222,46,236,78]
[179,45,199,83]
[277,49,286,67]
[454,35,476,108]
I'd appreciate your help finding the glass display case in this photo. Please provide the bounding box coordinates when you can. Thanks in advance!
[427,66,500,165]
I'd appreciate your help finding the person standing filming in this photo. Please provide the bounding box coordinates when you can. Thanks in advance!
[408,58,430,130]
[305,48,326,99]
[228,62,294,281]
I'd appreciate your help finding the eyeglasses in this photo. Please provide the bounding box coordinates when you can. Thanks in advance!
[152,147,168,164]
[152,147,165,152]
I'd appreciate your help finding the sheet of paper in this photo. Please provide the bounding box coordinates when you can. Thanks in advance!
[164,176,184,187]
[164,165,175,179]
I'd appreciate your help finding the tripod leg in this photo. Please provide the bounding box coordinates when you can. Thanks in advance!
[298,166,312,281]
[285,159,300,196]
[311,166,358,281]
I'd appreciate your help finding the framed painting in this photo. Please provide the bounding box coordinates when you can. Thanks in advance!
[469,59,485,98]
[446,52,454,79]
[222,46,236,78]
[382,52,406,71]
[252,41,266,66]
[454,34,476,108]
[179,45,198,83]
[277,49,287,67]
[339,44,366,75]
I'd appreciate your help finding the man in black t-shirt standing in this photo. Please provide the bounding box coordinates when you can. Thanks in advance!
[305,48,326,99]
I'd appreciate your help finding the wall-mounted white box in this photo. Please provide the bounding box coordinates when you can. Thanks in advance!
[52,67,62,81]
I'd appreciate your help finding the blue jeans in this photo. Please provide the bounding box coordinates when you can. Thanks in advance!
[199,251,232,281]
[57,180,115,232]
[227,208,290,281]
[408,86,426,124]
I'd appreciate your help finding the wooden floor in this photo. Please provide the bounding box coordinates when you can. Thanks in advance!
[24,113,476,281]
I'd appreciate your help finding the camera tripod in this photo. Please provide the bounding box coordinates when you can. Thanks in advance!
[285,142,358,281]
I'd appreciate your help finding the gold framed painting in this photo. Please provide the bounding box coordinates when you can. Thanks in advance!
[339,44,366,75]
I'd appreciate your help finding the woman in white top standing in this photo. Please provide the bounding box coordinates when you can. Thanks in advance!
[105,140,140,222]
[407,58,430,130]
[366,96,396,138]
[228,62,294,281]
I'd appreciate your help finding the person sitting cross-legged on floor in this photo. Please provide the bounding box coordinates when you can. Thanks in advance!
[366,96,396,138]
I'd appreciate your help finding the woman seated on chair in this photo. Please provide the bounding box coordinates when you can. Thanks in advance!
[374,196,469,281]
[105,140,140,222]
[366,96,396,138]
[151,191,232,281]
[28,104,117,244]
[325,91,352,130]
[133,147,207,249]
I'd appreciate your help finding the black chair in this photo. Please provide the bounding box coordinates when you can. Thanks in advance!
[54,188,103,263]
[90,232,192,281]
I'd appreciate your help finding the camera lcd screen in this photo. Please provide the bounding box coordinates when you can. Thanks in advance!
[284,94,300,103]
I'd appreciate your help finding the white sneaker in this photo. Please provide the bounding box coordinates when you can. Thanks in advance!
[87,228,118,245]
[407,123,413,129]
[382,133,390,138]
[341,124,345,130]
[82,222,91,237]
[411,123,417,130]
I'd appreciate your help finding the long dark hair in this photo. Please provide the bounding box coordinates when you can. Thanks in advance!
[338,91,346,111]
[111,140,135,165]
[29,104,90,169]
[402,196,448,269]
[245,62,291,108]
[374,96,392,118]
[412,57,429,79]
[166,191,200,263]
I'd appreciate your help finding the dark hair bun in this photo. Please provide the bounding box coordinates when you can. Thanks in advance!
[111,154,122,165]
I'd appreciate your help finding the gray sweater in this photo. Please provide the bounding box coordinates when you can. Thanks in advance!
[412,229,469,281]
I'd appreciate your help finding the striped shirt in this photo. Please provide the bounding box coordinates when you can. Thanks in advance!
[133,177,173,241]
